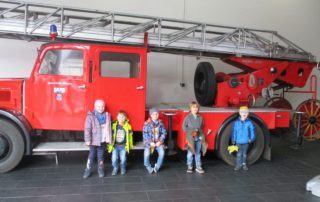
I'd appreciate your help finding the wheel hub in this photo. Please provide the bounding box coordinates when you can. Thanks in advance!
[0,134,10,160]
[309,116,317,124]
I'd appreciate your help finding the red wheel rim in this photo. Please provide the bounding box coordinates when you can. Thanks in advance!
[264,97,293,110]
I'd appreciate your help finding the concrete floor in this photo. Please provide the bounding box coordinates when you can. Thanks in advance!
[0,134,320,202]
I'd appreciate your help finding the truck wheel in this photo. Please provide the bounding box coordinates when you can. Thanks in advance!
[0,119,25,173]
[293,99,320,141]
[194,62,216,106]
[217,118,265,166]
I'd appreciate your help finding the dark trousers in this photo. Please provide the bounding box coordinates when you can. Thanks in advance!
[236,143,249,168]
[86,143,106,169]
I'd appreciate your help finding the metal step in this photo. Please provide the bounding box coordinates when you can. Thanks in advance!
[32,141,145,153]
[0,0,315,62]
[33,142,89,152]
[32,141,145,165]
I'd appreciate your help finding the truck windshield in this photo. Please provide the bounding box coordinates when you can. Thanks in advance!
[39,49,83,76]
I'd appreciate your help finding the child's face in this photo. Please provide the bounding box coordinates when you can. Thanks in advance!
[190,105,199,115]
[239,110,249,120]
[150,112,159,121]
[95,102,105,113]
[117,114,126,125]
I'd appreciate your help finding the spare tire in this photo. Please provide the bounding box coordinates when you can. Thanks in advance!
[194,62,216,106]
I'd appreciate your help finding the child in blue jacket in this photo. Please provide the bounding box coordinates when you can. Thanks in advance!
[231,106,255,171]
[143,107,167,174]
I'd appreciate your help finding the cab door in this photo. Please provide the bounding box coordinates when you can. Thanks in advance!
[92,46,147,130]
[25,46,89,130]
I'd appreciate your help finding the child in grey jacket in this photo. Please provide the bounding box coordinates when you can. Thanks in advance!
[182,101,207,174]
[83,99,112,178]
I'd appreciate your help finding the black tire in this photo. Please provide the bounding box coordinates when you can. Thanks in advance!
[0,119,25,173]
[194,62,216,106]
[217,117,265,166]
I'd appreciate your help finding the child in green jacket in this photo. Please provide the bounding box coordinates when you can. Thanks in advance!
[108,111,134,175]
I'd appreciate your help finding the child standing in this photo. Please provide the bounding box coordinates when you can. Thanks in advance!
[83,99,112,178]
[183,101,207,174]
[231,106,256,171]
[143,107,167,174]
[108,111,134,175]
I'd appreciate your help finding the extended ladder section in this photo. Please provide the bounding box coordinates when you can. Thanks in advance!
[0,0,316,62]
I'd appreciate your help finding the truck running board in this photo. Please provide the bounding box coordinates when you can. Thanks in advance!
[32,141,146,165]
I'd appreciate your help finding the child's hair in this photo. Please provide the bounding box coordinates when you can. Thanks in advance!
[239,106,249,112]
[117,110,127,118]
[94,99,105,107]
[189,101,200,110]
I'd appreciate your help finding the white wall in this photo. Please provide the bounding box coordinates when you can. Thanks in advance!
[1,0,319,107]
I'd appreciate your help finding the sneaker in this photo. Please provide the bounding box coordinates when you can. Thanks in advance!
[242,165,248,171]
[153,164,158,173]
[83,168,91,179]
[98,167,105,178]
[120,168,126,175]
[234,166,241,171]
[196,166,205,174]
[111,168,118,176]
[187,166,193,173]
[146,166,153,174]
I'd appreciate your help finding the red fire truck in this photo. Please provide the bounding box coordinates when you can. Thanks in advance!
[0,1,319,173]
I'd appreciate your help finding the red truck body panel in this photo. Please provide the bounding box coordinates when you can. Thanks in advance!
[0,79,23,112]
[22,43,147,131]
[158,107,291,151]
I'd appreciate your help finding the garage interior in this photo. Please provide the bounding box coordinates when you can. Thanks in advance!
[0,0,320,201]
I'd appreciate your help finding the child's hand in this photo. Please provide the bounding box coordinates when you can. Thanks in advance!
[85,141,91,146]
[206,129,212,135]
[155,142,161,147]
[150,142,156,147]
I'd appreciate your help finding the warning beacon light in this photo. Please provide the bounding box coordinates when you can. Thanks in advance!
[49,24,58,41]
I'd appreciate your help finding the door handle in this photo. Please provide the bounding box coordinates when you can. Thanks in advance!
[136,86,144,90]
[79,85,87,89]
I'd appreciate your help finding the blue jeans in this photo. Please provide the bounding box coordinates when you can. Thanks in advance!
[236,143,249,168]
[86,143,105,169]
[144,146,165,171]
[112,145,126,171]
[187,140,202,167]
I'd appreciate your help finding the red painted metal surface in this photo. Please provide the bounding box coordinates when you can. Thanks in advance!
[23,43,147,131]
[91,45,147,130]
[284,75,318,100]
[0,79,23,112]
[225,56,315,88]
[24,44,90,130]
[172,109,291,151]
[215,56,317,107]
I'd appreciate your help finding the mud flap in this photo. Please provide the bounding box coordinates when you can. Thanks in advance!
[263,145,271,161]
